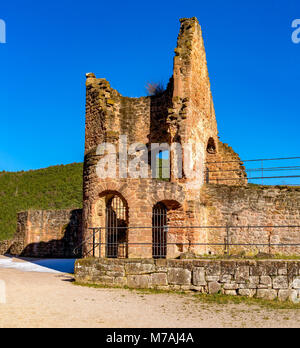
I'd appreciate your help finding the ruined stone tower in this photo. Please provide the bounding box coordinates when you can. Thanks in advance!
[82,17,245,258]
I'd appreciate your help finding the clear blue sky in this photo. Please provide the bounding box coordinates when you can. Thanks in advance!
[0,0,299,172]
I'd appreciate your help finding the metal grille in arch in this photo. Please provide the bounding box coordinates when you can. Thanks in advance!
[105,195,128,258]
[152,203,168,258]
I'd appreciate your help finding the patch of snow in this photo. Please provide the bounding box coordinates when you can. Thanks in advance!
[0,257,76,274]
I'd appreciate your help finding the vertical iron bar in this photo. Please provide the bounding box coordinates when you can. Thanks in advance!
[226,225,230,255]
[92,228,95,257]
[99,228,101,258]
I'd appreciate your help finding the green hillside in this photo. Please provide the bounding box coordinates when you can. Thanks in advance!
[0,163,83,241]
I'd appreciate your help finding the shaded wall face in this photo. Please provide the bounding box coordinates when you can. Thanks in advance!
[5,209,83,258]
[201,185,300,255]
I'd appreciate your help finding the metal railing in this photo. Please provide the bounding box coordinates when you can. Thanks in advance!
[77,225,300,258]
[205,156,300,186]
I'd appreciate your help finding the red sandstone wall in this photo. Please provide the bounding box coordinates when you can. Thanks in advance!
[82,17,249,259]
[206,140,247,185]
[0,209,82,258]
[201,185,300,255]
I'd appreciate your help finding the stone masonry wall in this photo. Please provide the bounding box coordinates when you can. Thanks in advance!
[0,209,82,258]
[82,17,241,258]
[200,184,300,255]
[75,258,300,302]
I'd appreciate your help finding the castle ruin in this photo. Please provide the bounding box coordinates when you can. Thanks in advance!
[82,17,255,259]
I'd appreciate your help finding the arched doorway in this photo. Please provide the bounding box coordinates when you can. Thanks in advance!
[106,194,128,258]
[152,202,168,258]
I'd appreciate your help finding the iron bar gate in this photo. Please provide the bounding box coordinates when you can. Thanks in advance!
[152,203,168,258]
[106,195,128,258]
[76,225,300,258]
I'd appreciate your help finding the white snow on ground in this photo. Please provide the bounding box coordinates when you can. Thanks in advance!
[0,257,75,274]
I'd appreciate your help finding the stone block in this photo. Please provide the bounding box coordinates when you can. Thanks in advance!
[152,273,168,286]
[292,278,300,289]
[206,275,220,282]
[225,290,237,296]
[235,265,250,283]
[220,261,236,275]
[205,262,221,276]
[223,283,238,290]
[127,275,151,289]
[260,276,272,287]
[192,267,206,286]
[208,281,221,294]
[168,268,191,285]
[278,289,297,302]
[220,274,232,283]
[238,289,256,297]
[114,277,127,287]
[249,276,259,288]
[256,289,277,301]
[125,262,155,275]
[272,276,288,289]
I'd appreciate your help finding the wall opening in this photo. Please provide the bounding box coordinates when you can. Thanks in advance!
[152,202,168,258]
[105,194,128,258]
[206,137,216,154]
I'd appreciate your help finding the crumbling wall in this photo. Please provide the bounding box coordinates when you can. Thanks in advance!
[206,140,247,185]
[0,209,82,257]
[201,185,300,255]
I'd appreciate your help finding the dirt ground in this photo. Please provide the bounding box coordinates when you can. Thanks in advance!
[0,259,299,328]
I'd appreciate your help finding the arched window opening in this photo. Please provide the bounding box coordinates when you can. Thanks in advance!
[157,150,170,181]
[206,137,216,154]
[152,202,168,258]
[105,194,128,258]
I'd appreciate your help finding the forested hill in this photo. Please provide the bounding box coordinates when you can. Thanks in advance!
[0,163,83,240]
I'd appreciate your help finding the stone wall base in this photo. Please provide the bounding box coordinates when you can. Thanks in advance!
[75,258,300,303]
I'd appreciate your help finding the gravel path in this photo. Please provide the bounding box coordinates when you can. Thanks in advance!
[0,257,299,328]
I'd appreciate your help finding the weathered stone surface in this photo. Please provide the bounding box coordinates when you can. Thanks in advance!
[114,277,127,286]
[292,278,300,289]
[223,283,238,290]
[152,273,168,286]
[192,267,206,286]
[205,263,221,276]
[168,268,191,285]
[127,275,151,289]
[75,259,300,303]
[249,276,259,288]
[0,209,82,258]
[238,289,256,297]
[206,275,220,282]
[220,274,232,283]
[260,276,272,287]
[278,289,297,302]
[235,265,250,283]
[256,289,277,301]
[125,263,155,275]
[208,281,221,294]
[273,276,288,289]
[225,290,237,296]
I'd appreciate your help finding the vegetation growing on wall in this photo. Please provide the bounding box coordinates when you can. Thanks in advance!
[0,163,83,240]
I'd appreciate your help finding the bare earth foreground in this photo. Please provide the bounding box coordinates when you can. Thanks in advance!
[0,256,299,328]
